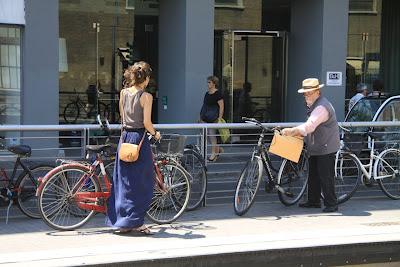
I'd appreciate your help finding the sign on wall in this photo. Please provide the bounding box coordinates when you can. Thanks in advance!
[0,0,25,25]
[326,71,342,86]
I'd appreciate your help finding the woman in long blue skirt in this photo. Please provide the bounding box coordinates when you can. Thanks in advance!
[106,61,160,235]
[106,129,154,231]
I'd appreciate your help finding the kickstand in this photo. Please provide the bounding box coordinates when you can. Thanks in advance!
[5,199,12,224]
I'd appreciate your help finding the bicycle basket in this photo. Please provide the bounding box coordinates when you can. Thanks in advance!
[153,134,186,156]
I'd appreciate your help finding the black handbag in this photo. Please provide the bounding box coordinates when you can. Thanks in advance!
[200,104,219,123]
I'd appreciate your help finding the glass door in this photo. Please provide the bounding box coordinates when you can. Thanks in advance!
[219,31,287,123]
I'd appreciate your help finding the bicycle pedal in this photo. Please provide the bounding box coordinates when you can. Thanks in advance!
[362,176,374,187]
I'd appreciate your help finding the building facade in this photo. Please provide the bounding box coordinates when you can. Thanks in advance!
[0,0,399,127]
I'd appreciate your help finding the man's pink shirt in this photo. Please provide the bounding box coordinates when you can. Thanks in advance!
[295,105,329,136]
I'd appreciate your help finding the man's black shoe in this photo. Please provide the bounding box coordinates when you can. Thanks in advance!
[298,202,321,208]
[323,206,338,212]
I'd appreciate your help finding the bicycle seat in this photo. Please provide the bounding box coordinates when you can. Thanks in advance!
[7,145,31,157]
[85,144,111,153]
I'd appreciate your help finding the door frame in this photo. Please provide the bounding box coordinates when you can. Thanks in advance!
[226,30,288,122]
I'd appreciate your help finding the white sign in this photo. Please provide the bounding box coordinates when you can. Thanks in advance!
[326,71,342,86]
[0,0,25,25]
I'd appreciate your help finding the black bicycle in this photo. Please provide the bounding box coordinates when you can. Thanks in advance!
[63,89,109,123]
[0,139,53,222]
[233,117,309,216]
[180,144,207,211]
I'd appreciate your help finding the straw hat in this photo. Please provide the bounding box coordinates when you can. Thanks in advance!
[297,78,324,93]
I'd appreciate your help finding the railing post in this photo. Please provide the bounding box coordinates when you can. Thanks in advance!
[202,126,208,165]
[82,129,87,159]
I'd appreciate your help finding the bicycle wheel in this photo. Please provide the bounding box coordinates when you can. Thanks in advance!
[63,102,79,123]
[181,148,207,211]
[374,148,400,199]
[335,151,361,204]
[277,150,308,206]
[146,162,190,224]
[37,164,101,230]
[233,155,263,216]
[16,164,54,219]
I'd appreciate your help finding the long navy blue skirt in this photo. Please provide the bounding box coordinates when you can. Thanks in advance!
[106,129,154,228]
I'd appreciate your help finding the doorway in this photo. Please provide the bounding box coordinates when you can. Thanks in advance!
[216,31,288,123]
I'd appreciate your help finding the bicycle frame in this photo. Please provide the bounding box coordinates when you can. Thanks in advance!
[1,157,39,190]
[73,155,112,213]
[336,137,385,183]
[250,126,289,195]
[52,154,179,214]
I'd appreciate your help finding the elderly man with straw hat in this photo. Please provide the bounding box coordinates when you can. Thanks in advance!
[282,78,340,212]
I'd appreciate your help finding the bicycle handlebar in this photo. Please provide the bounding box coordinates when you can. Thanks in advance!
[242,117,280,133]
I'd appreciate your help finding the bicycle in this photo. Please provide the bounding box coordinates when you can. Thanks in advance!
[334,126,400,203]
[180,144,207,211]
[36,118,191,230]
[0,139,53,222]
[63,89,109,124]
[102,141,207,212]
[233,117,309,216]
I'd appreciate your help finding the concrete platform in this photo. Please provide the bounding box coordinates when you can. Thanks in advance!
[1,198,400,266]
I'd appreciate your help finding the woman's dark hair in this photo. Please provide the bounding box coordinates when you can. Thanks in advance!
[123,61,152,88]
[207,76,219,88]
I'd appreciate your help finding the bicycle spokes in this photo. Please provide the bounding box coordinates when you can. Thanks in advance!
[147,163,190,224]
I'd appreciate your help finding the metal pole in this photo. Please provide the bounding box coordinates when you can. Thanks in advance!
[93,22,100,116]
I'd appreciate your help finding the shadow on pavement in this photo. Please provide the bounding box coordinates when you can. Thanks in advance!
[0,197,398,236]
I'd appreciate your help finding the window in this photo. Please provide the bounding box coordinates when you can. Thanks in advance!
[349,0,377,14]
[215,0,244,9]
[0,26,21,124]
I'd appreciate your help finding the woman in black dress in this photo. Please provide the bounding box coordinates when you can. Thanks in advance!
[200,76,224,162]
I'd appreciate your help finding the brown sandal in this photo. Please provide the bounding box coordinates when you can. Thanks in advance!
[132,226,154,235]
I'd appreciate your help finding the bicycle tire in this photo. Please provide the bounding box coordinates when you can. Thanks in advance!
[277,150,309,206]
[374,148,400,200]
[335,151,361,204]
[37,164,101,231]
[146,162,190,224]
[181,148,207,211]
[16,164,54,219]
[63,102,80,124]
[233,156,263,216]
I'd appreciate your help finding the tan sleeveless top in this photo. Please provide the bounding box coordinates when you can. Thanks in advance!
[121,89,144,129]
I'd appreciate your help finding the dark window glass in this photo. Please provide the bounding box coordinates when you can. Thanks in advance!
[0,26,21,125]
[349,0,375,12]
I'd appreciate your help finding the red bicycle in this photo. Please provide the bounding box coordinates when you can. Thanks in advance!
[36,118,191,231]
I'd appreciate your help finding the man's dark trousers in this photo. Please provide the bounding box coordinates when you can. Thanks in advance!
[307,152,337,207]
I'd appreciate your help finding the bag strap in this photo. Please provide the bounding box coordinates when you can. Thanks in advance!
[137,130,147,149]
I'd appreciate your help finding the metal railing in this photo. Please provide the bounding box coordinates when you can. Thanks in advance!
[0,121,400,204]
